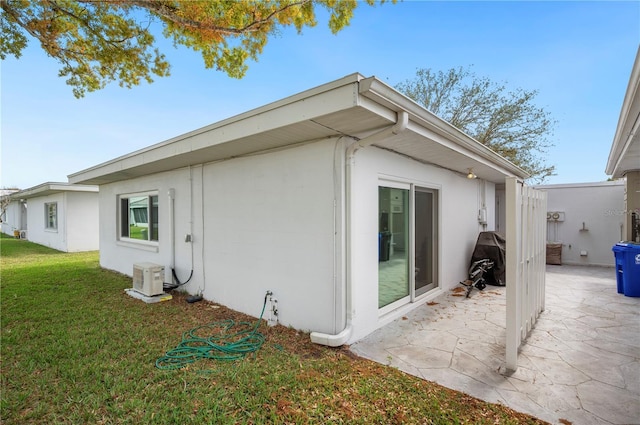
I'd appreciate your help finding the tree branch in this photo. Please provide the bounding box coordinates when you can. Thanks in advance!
[126,0,312,35]
[48,0,137,46]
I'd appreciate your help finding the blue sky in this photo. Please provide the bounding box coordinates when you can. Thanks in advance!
[1,1,639,189]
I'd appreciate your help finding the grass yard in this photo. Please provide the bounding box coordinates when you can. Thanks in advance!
[0,235,547,424]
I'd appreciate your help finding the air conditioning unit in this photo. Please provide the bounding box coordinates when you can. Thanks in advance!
[546,211,565,222]
[19,230,27,240]
[132,263,165,297]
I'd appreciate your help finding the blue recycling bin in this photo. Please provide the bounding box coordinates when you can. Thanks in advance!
[612,242,640,297]
[612,244,626,294]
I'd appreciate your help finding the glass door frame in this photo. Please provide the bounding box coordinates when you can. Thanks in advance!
[414,186,438,297]
[378,179,439,316]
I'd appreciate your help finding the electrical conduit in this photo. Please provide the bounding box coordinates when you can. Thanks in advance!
[310,110,409,347]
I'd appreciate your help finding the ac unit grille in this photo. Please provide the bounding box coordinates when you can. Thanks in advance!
[133,267,144,290]
[132,263,164,296]
[546,211,565,222]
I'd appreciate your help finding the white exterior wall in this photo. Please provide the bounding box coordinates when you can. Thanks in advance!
[26,193,68,252]
[202,141,340,333]
[19,192,98,252]
[98,140,341,334]
[348,147,494,342]
[538,181,625,266]
[97,138,499,343]
[1,200,26,235]
[484,181,497,232]
[98,169,192,282]
[65,192,99,252]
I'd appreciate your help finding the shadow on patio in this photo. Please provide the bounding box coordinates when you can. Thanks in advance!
[350,265,640,425]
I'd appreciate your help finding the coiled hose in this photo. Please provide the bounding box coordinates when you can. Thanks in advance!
[156,293,268,370]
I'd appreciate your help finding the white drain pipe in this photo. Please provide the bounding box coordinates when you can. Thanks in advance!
[310,110,408,346]
[168,188,176,273]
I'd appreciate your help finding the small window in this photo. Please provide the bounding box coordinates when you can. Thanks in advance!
[119,193,158,242]
[45,202,57,230]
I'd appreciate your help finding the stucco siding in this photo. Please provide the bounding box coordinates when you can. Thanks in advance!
[1,201,25,235]
[65,192,100,252]
[26,193,67,251]
[348,147,495,342]
[98,140,340,334]
[98,169,190,282]
[201,140,338,333]
[538,181,625,266]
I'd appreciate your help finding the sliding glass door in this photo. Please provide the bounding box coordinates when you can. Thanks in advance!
[378,183,438,310]
[378,186,410,308]
[414,187,437,296]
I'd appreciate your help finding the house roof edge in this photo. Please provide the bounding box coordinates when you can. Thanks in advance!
[68,73,365,184]
[606,45,640,178]
[10,182,99,200]
[358,76,530,180]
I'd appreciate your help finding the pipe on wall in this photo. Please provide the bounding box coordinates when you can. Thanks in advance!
[168,188,176,272]
[310,110,409,346]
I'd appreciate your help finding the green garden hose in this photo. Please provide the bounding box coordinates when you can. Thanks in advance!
[156,293,268,370]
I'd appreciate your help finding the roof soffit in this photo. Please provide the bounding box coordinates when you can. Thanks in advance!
[357,77,529,181]
[10,183,98,200]
[69,73,528,185]
[607,46,640,178]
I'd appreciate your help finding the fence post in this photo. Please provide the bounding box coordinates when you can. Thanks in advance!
[506,177,521,372]
[505,178,547,372]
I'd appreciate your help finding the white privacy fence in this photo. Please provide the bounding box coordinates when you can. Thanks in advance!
[505,177,547,371]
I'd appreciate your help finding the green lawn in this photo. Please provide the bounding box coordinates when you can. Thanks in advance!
[0,235,547,424]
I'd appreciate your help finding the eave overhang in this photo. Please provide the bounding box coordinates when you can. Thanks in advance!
[69,73,528,186]
[10,182,98,200]
[606,46,640,179]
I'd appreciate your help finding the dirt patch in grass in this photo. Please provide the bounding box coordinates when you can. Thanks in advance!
[2,239,549,425]
[161,292,548,424]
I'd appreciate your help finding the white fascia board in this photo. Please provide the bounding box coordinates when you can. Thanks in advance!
[534,180,625,190]
[69,73,365,184]
[606,46,640,178]
[11,182,98,200]
[358,77,529,180]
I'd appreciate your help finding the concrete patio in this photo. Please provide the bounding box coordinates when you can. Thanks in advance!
[350,265,640,425]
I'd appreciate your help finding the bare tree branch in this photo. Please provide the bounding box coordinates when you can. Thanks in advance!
[396,66,557,183]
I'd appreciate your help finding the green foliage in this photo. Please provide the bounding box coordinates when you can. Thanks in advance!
[1,0,384,98]
[396,66,556,183]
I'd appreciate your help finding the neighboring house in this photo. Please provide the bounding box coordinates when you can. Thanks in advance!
[534,181,625,266]
[69,73,531,345]
[1,194,26,237]
[1,182,99,252]
[607,46,640,243]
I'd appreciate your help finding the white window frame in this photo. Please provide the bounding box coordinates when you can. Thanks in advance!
[45,202,58,231]
[118,191,159,247]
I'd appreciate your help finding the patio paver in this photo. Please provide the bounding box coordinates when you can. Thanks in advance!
[350,265,640,425]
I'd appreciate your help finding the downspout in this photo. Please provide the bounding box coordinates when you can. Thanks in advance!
[168,188,176,273]
[310,110,409,346]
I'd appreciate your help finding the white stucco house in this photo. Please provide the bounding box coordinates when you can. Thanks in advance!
[1,188,23,235]
[69,73,532,346]
[1,182,99,252]
[607,46,640,243]
[534,181,625,267]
